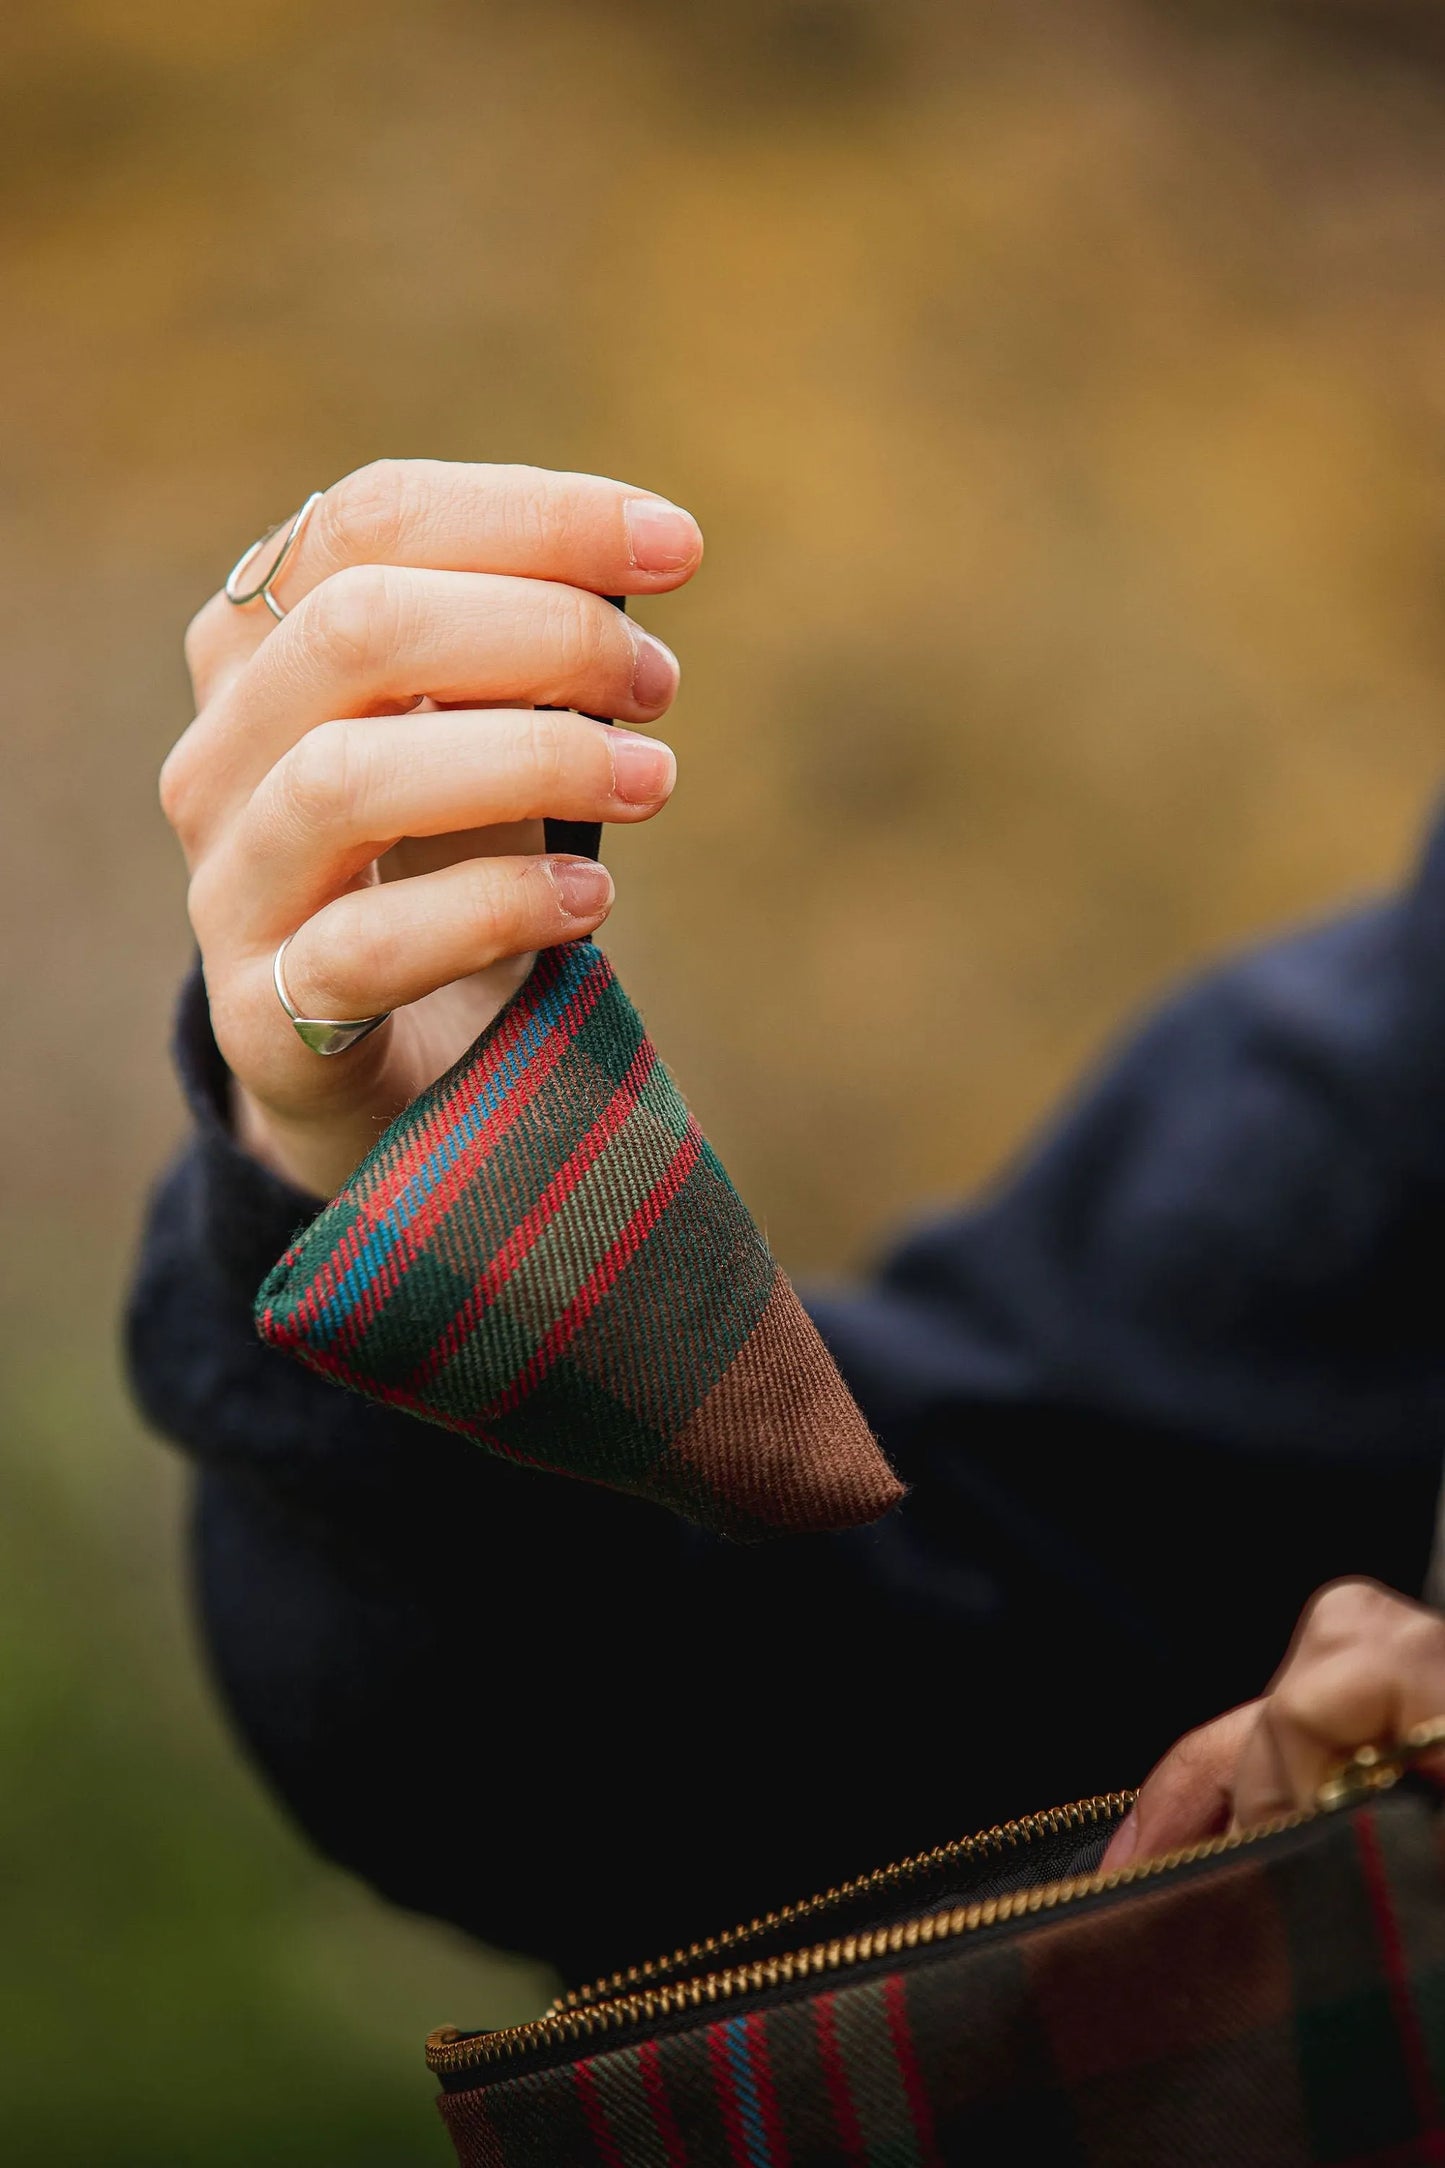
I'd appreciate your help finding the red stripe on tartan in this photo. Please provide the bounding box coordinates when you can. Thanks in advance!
[637,2039,690,2167]
[270,1333,560,1466]
[708,2023,758,2168]
[814,1992,869,2167]
[480,1121,705,1421]
[1354,1810,1445,2159]
[283,950,609,1353]
[882,1972,941,2168]
[744,2011,791,2167]
[371,945,587,1209]
[572,2057,628,2168]
[290,949,606,1352]
[275,985,589,1357]
[405,1036,658,1392]
[334,944,584,1252]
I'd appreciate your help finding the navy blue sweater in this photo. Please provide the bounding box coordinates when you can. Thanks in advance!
[126,820,1445,1986]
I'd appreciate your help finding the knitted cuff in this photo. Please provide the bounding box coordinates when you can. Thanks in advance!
[172,955,328,1307]
[255,943,903,1539]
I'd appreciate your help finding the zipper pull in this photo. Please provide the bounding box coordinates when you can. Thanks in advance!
[1316,1715,1445,1812]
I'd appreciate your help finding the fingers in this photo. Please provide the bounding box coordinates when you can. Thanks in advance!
[222,853,614,1060]
[304,461,703,593]
[187,458,703,697]
[169,568,678,842]
[1099,1703,1261,1875]
[195,708,675,942]
[1230,1579,1445,1828]
[1100,1580,1445,1882]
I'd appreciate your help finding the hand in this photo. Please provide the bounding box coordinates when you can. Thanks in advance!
[1099,1578,1445,1873]
[162,459,702,1198]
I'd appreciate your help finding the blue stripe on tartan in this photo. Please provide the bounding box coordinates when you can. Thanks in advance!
[725,2017,776,2168]
[304,950,593,1345]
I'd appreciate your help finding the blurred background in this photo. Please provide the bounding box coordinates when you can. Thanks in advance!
[6,0,1445,2158]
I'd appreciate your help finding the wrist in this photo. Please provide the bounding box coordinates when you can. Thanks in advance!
[231,1082,367,1202]
[168,958,329,1303]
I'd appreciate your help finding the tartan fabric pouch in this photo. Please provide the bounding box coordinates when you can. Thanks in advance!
[427,1776,1445,2167]
[255,940,902,1538]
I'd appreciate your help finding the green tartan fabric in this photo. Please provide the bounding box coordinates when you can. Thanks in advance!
[255,941,901,1538]
[434,1784,1445,2167]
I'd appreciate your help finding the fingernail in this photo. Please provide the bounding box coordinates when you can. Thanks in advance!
[1102,1808,1139,1875]
[630,627,679,714]
[609,729,677,806]
[548,857,614,920]
[624,497,701,574]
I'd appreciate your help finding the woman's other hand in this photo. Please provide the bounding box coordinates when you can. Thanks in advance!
[1099,1578,1445,1873]
[161,460,701,1198]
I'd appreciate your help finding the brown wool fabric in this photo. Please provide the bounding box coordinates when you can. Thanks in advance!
[650,1275,903,1533]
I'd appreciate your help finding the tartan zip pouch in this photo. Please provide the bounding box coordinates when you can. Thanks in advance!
[427,1768,1445,2167]
[255,939,902,1538]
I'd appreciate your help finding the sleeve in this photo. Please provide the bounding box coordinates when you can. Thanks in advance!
[126,808,1445,1982]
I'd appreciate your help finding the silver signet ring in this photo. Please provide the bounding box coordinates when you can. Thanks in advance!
[273,934,391,1058]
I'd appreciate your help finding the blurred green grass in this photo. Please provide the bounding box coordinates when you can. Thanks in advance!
[0,1287,552,2166]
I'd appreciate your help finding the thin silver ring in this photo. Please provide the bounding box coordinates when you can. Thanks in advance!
[273,933,391,1058]
[225,491,324,621]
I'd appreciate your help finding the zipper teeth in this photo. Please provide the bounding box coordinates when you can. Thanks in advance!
[559,1792,1133,2014]
[428,1797,1311,2081]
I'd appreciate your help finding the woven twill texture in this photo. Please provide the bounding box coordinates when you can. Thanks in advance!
[256,943,901,1537]
[437,1788,1445,2167]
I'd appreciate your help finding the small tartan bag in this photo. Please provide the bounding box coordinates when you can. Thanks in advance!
[427,1767,1445,2167]
[256,940,902,1538]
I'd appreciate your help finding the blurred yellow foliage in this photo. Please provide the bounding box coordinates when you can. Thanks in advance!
[8,3,1445,1277]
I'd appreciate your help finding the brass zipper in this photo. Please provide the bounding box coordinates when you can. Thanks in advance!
[427,1807,1313,2079]
[426,1732,1438,2085]
[560,1791,1133,2012]
[425,1789,1176,2082]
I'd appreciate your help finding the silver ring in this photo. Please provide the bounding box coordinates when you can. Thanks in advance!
[273,933,391,1058]
[225,491,324,621]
